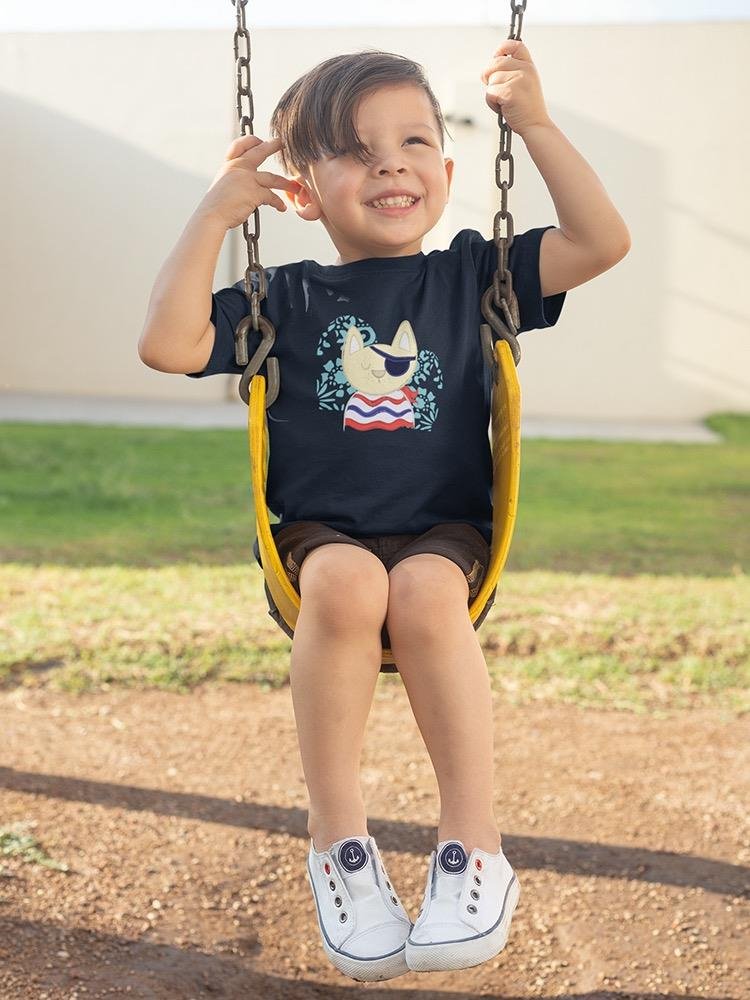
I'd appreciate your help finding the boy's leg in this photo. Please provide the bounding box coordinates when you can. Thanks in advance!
[385,554,502,856]
[290,543,390,853]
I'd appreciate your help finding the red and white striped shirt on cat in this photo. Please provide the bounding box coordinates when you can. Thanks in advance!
[343,386,418,432]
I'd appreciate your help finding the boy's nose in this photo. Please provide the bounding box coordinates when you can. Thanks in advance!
[376,160,409,174]
[371,149,409,172]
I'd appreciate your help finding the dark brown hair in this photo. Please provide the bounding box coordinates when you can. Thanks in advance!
[269,49,451,178]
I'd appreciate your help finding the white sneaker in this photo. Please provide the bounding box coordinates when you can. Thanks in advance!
[406,839,520,972]
[306,834,412,981]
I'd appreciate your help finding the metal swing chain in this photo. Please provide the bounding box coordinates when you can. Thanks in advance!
[230,0,280,406]
[480,0,527,373]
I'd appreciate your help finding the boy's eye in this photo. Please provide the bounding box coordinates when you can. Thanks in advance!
[354,136,429,159]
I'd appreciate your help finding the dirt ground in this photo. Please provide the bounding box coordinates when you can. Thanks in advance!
[1,683,748,1000]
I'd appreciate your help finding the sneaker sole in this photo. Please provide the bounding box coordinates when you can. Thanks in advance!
[306,864,411,982]
[405,873,520,972]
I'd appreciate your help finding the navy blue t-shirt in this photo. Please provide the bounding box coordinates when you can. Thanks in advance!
[187,227,566,545]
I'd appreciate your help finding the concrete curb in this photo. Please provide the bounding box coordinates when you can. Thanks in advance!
[0,392,722,443]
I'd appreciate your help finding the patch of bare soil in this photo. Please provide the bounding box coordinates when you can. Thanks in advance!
[0,685,748,999]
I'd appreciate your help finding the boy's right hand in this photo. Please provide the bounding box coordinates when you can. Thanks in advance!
[199,135,300,230]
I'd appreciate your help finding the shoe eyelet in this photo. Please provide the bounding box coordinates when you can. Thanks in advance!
[324,862,331,874]
[339,911,348,922]
[334,896,342,907]
[467,903,478,914]
[470,889,480,900]
[328,880,336,891]
[475,859,483,870]
[390,895,398,904]
[386,880,391,889]
[474,875,482,885]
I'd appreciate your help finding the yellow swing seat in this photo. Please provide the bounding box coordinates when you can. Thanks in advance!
[248,336,521,670]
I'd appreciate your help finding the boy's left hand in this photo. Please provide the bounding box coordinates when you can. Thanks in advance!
[480,39,552,137]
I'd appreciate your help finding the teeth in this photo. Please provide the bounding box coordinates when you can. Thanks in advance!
[370,196,417,208]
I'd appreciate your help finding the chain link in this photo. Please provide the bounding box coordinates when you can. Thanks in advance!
[230,0,279,406]
[232,0,267,329]
[480,0,527,369]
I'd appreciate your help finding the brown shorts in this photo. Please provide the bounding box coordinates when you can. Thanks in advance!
[252,521,497,673]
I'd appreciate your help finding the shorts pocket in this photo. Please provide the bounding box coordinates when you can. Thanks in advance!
[284,552,300,586]
[466,558,486,600]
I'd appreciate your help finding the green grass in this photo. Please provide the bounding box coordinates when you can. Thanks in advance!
[512,412,748,575]
[0,411,747,710]
[0,823,69,872]
[1,563,747,713]
[0,425,254,566]
[0,412,747,575]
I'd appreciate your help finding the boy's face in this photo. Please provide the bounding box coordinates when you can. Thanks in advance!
[287,83,454,264]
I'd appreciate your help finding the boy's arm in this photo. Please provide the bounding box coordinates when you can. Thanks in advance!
[521,121,631,298]
[138,207,226,373]
[481,39,631,299]
[138,134,294,374]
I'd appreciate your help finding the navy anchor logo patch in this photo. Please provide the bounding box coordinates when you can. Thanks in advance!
[438,841,468,875]
[338,839,369,873]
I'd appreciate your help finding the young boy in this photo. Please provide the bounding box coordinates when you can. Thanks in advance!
[139,41,630,982]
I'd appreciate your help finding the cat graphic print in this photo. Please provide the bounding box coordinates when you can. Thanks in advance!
[342,320,420,432]
[315,314,444,432]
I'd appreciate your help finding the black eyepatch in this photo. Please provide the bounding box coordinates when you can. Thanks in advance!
[369,345,417,378]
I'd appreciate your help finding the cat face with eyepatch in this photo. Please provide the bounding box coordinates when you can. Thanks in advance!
[342,320,418,395]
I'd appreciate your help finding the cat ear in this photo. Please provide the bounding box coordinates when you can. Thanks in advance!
[343,325,365,354]
[392,320,416,351]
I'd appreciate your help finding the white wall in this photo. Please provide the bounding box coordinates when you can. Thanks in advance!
[0,23,748,420]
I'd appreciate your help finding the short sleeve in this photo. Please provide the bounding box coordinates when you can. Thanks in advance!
[185,278,261,379]
[456,226,566,334]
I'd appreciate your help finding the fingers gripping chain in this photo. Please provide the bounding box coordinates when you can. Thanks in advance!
[480,1,527,370]
[230,0,279,407]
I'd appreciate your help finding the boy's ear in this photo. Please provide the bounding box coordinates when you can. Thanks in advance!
[444,157,454,197]
[286,175,323,221]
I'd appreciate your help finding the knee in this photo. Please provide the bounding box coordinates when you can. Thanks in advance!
[298,544,389,636]
[386,555,470,641]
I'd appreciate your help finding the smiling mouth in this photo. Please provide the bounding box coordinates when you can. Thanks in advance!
[366,196,421,214]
